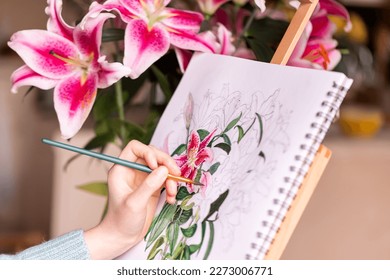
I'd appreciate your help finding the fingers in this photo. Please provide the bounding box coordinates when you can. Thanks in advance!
[119,140,181,176]
[131,166,169,205]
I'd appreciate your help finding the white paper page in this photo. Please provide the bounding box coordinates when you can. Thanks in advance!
[120,53,351,260]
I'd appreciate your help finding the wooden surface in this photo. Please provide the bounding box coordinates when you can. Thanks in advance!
[265,145,331,260]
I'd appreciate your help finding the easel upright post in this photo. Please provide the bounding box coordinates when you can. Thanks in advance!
[264,0,333,260]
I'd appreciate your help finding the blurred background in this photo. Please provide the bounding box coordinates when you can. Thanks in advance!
[0,0,389,259]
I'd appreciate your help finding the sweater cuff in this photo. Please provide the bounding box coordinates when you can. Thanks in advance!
[16,230,90,260]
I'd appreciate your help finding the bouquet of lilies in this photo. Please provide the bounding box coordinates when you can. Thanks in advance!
[8,0,351,147]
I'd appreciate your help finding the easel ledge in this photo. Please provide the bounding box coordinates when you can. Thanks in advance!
[263,0,330,260]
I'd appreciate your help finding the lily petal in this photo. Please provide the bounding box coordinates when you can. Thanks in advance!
[254,0,266,12]
[168,28,215,53]
[217,23,235,55]
[123,19,170,78]
[194,147,213,166]
[197,0,229,15]
[45,0,74,40]
[188,130,201,152]
[163,8,204,33]
[8,30,78,79]
[10,65,58,94]
[54,72,98,139]
[85,0,136,23]
[174,47,193,73]
[97,56,132,88]
[200,171,212,198]
[74,12,115,58]
[311,10,335,38]
[319,0,351,31]
[199,128,217,150]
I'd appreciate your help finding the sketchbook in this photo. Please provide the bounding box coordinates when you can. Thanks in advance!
[120,53,352,260]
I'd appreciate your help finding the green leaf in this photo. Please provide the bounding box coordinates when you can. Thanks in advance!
[166,222,179,255]
[84,133,115,150]
[259,151,266,161]
[146,203,176,248]
[197,129,210,141]
[208,162,221,175]
[203,189,229,222]
[236,125,245,143]
[176,186,191,201]
[183,245,191,260]
[222,134,232,146]
[224,112,242,133]
[189,244,201,255]
[172,242,185,260]
[203,222,214,260]
[180,196,195,211]
[147,236,165,260]
[246,39,275,62]
[181,224,197,238]
[171,144,186,156]
[77,182,108,196]
[102,28,125,42]
[174,208,193,225]
[151,65,172,101]
[215,142,231,155]
[256,113,264,146]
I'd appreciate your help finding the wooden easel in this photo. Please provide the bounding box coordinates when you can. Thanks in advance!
[264,0,333,259]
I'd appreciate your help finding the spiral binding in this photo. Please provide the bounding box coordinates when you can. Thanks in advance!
[247,80,349,260]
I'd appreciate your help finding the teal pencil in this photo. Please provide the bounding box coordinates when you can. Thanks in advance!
[42,138,201,185]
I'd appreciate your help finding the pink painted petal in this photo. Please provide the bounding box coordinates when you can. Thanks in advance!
[174,47,193,73]
[188,130,201,151]
[163,8,204,33]
[54,72,98,139]
[85,0,136,23]
[199,128,217,150]
[180,163,193,178]
[194,147,213,166]
[175,154,189,167]
[10,65,58,94]
[319,0,351,31]
[74,13,115,58]
[97,56,132,88]
[168,28,215,53]
[200,171,212,198]
[123,20,170,79]
[45,0,73,40]
[8,30,78,79]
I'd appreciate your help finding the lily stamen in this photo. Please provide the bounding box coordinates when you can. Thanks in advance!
[49,50,89,69]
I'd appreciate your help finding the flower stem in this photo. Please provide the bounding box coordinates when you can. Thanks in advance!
[234,9,257,50]
[115,79,127,148]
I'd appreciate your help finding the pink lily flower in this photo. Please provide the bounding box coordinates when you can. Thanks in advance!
[317,0,351,32]
[8,0,131,139]
[175,129,216,193]
[85,0,215,78]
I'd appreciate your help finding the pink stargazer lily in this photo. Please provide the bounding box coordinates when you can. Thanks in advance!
[85,0,215,78]
[175,129,216,193]
[8,0,131,139]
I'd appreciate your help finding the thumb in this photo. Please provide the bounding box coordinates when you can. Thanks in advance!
[132,166,168,204]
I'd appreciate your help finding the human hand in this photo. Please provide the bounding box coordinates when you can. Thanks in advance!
[84,140,181,259]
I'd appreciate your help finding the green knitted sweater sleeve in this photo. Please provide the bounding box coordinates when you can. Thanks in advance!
[0,230,90,260]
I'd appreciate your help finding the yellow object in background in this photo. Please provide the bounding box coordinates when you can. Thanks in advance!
[339,105,384,137]
[331,12,368,44]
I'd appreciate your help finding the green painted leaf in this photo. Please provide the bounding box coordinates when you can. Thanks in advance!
[222,134,231,146]
[151,65,172,100]
[146,203,176,249]
[203,222,214,260]
[203,189,229,222]
[174,208,193,225]
[172,242,185,260]
[181,224,197,238]
[236,125,245,143]
[166,222,179,255]
[256,113,264,146]
[183,245,191,260]
[176,186,191,201]
[224,112,242,133]
[208,162,221,175]
[147,235,165,260]
[77,182,108,196]
[197,129,210,141]
[171,144,186,156]
[215,143,231,155]
[180,196,195,211]
[189,244,201,255]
